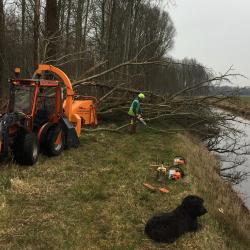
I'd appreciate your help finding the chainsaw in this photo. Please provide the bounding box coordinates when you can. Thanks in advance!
[138,116,147,126]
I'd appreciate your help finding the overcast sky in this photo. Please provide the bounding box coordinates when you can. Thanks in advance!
[165,0,250,87]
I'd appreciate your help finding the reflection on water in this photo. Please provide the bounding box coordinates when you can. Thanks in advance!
[216,113,250,210]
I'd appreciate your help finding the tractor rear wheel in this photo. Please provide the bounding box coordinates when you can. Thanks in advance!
[13,132,39,165]
[45,125,65,156]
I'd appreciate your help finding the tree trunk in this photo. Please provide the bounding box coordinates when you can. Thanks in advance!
[123,2,134,63]
[100,0,106,52]
[75,0,84,50]
[106,0,116,67]
[65,0,72,54]
[58,0,66,31]
[83,0,90,49]
[123,1,134,76]
[21,0,25,51]
[34,0,40,69]
[0,0,4,97]
[75,0,85,77]
[45,0,59,62]
[21,0,26,72]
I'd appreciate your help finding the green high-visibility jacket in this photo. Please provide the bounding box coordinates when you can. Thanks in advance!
[128,98,141,117]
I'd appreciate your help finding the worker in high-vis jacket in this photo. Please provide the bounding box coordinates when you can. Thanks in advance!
[128,93,145,134]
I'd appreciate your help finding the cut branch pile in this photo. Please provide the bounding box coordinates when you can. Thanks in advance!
[75,67,240,140]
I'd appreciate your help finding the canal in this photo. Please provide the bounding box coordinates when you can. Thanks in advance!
[216,112,250,210]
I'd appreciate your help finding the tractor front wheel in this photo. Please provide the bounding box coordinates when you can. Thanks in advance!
[45,125,65,156]
[13,132,39,165]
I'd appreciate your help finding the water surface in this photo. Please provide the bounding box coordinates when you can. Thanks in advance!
[216,113,250,209]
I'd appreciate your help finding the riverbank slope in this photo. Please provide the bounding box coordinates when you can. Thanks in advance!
[0,128,249,249]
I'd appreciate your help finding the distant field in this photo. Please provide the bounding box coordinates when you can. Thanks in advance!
[215,96,250,118]
[240,96,250,104]
[0,127,249,249]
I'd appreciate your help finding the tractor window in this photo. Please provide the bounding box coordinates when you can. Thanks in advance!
[32,88,58,130]
[10,86,34,114]
[36,87,56,113]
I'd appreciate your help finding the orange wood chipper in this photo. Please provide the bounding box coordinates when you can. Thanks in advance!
[0,64,97,165]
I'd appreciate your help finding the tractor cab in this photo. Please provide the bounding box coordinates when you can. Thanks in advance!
[9,76,63,132]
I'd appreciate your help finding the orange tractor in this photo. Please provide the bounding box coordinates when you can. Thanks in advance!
[0,65,97,165]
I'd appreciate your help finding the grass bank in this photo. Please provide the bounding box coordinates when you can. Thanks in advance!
[0,126,249,249]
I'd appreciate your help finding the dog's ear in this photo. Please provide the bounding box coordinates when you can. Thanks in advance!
[181,196,207,217]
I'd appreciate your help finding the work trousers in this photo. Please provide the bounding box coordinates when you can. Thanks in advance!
[129,116,137,134]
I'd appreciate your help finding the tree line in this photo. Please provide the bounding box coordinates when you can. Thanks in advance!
[0,0,210,99]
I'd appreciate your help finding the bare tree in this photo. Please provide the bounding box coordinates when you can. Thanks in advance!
[34,0,40,69]
[65,0,72,54]
[74,0,85,77]
[83,0,91,50]
[21,0,25,51]
[45,0,59,62]
[0,0,4,97]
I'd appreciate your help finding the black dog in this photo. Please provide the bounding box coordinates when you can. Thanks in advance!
[145,195,207,243]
